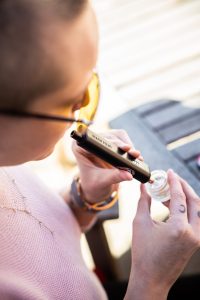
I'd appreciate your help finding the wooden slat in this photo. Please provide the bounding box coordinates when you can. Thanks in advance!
[109,29,200,90]
[188,160,200,181]
[109,110,200,196]
[99,1,200,48]
[98,0,169,27]
[173,139,200,161]
[185,93,200,105]
[120,73,200,105]
[100,0,175,36]
[144,103,199,130]
[134,99,178,116]
[158,113,200,144]
[112,55,200,98]
[95,0,153,18]
[100,13,200,73]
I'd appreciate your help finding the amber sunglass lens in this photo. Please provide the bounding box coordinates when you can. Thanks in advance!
[76,73,100,132]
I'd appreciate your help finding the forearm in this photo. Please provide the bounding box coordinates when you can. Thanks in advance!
[124,284,168,300]
[124,270,169,300]
[61,175,118,232]
[62,187,98,233]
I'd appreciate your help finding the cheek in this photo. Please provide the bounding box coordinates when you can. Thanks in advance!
[28,122,68,157]
[21,104,75,160]
[39,123,67,145]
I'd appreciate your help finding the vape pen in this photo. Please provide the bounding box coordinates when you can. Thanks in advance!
[71,129,151,183]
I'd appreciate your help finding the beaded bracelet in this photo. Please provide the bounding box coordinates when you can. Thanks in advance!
[70,176,119,213]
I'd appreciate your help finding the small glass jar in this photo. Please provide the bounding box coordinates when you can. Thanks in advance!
[145,170,170,202]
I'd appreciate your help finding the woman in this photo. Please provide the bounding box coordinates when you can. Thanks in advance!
[0,1,199,299]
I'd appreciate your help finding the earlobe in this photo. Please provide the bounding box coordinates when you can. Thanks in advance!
[72,102,82,113]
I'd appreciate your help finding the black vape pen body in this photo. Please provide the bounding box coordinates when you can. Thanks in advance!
[71,129,151,184]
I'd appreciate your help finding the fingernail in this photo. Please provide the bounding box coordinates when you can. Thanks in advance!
[129,150,140,156]
[121,144,131,150]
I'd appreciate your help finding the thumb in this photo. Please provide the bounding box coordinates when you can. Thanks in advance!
[101,168,133,186]
[136,184,151,218]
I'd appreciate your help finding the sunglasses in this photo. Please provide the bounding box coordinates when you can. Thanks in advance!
[0,72,100,130]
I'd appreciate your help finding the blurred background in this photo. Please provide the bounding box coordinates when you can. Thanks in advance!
[28,0,200,281]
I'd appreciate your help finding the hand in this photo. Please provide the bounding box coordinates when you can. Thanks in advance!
[127,169,200,299]
[72,129,142,203]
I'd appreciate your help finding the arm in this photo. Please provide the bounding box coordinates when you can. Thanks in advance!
[0,272,47,300]
[124,169,200,300]
[62,185,98,233]
[62,129,141,232]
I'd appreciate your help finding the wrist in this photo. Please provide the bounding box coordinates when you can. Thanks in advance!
[70,175,119,213]
[79,173,119,204]
[124,271,169,300]
[125,283,169,300]
[80,182,118,205]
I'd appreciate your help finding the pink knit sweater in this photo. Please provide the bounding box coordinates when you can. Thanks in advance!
[0,165,107,299]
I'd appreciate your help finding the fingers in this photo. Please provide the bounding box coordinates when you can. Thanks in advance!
[114,169,133,182]
[162,199,170,210]
[179,177,199,201]
[128,148,144,161]
[99,168,133,186]
[179,177,200,227]
[107,129,134,146]
[167,169,188,222]
[102,129,143,161]
[136,184,151,218]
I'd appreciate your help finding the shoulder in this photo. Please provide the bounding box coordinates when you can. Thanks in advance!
[0,165,37,211]
[0,271,47,300]
[0,164,61,208]
[0,164,80,239]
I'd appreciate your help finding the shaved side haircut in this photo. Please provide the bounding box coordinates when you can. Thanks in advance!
[0,0,87,109]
